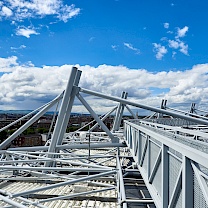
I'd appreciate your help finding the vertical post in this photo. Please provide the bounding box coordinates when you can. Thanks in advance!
[112,91,127,132]
[147,139,150,178]
[56,70,82,145]
[162,144,169,208]
[138,130,142,163]
[47,67,78,160]
[117,92,128,130]
[182,156,193,208]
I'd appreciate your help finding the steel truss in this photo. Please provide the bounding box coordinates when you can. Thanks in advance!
[0,67,208,207]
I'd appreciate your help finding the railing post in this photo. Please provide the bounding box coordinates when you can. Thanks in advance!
[182,156,193,208]
[162,144,169,208]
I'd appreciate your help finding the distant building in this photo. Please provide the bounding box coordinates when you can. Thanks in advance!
[11,134,42,147]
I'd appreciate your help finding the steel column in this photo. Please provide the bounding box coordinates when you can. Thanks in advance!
[47,67,78,156]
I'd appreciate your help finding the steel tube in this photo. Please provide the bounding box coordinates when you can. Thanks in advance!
[0,194,27,208]
[0,166,113,172]
[116,155,127,208]
[8,142,126,152]
[76,92,118,142]
[0,93,63,150]
[47,67,78,155]
[90,106,117,131]
[39,187,115,203]
[12,170,116,197]
[80,87,208,126]
[57,70,82,145]
[6,151,110,169]
[125,105,137,119]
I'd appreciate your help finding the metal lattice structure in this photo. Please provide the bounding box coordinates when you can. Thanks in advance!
[0,67,208,207]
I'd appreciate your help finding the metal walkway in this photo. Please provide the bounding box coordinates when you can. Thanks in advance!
[0,67,208,207]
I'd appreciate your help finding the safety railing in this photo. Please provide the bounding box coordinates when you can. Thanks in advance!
[124,120,208,208]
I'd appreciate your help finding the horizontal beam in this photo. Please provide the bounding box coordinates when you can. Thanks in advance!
[79,87,208,126]
[39,187,115,203]
[0,166,113,172]
[12,170,116,197]
[7,142,126,152]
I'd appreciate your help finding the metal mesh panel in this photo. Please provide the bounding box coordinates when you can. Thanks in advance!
[144,118,197,126]
[141,134,146,153]
[169,147,182,159]
[152,162,161,197]
[143,142,148,172]
[133,130,138,156]
[194,174,208,208]
[149,139,160,174]
[199,164,208,175]
[149,136,162,146]
[139,123,208,154]
[169,154,182,200]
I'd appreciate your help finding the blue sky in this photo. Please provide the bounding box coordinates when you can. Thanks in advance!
[0,0,208,113]
[1,0,208,70]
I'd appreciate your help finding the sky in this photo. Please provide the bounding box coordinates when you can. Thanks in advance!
[0,0,208,114]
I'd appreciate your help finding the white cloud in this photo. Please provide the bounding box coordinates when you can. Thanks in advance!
[1,57,208,113]
[154,25,189,59]
[124,43,140,54]
[0,56,18,72]
[111,45,118,51]
[168,40,179,49]
[168,39,188,55]
[0,0,80,22]
[153,43,168,60]
[58,4,80,22]
[176,26,189,38]
[179,41,188,55]
[16,26,39,38]
[1,6,13,17]
[172,51,177,59]
[11,44,26,50]
[89,37,95,42]
[0,0,80,36]
[164,22,169,29]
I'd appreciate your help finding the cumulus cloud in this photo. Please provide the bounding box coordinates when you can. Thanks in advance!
[1,6,13,17]
[168,39,189,55]
[0,0,80,22]
[164,22,169,29]
[1,56,208,113]
[16,26,39,38]
[154,25,189,59]
[0,1,80,37]
[0,56,18,72]
[176,26,189,38]
[168,40,179,49]
[124,43,140,54]
[153,43,168,60]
